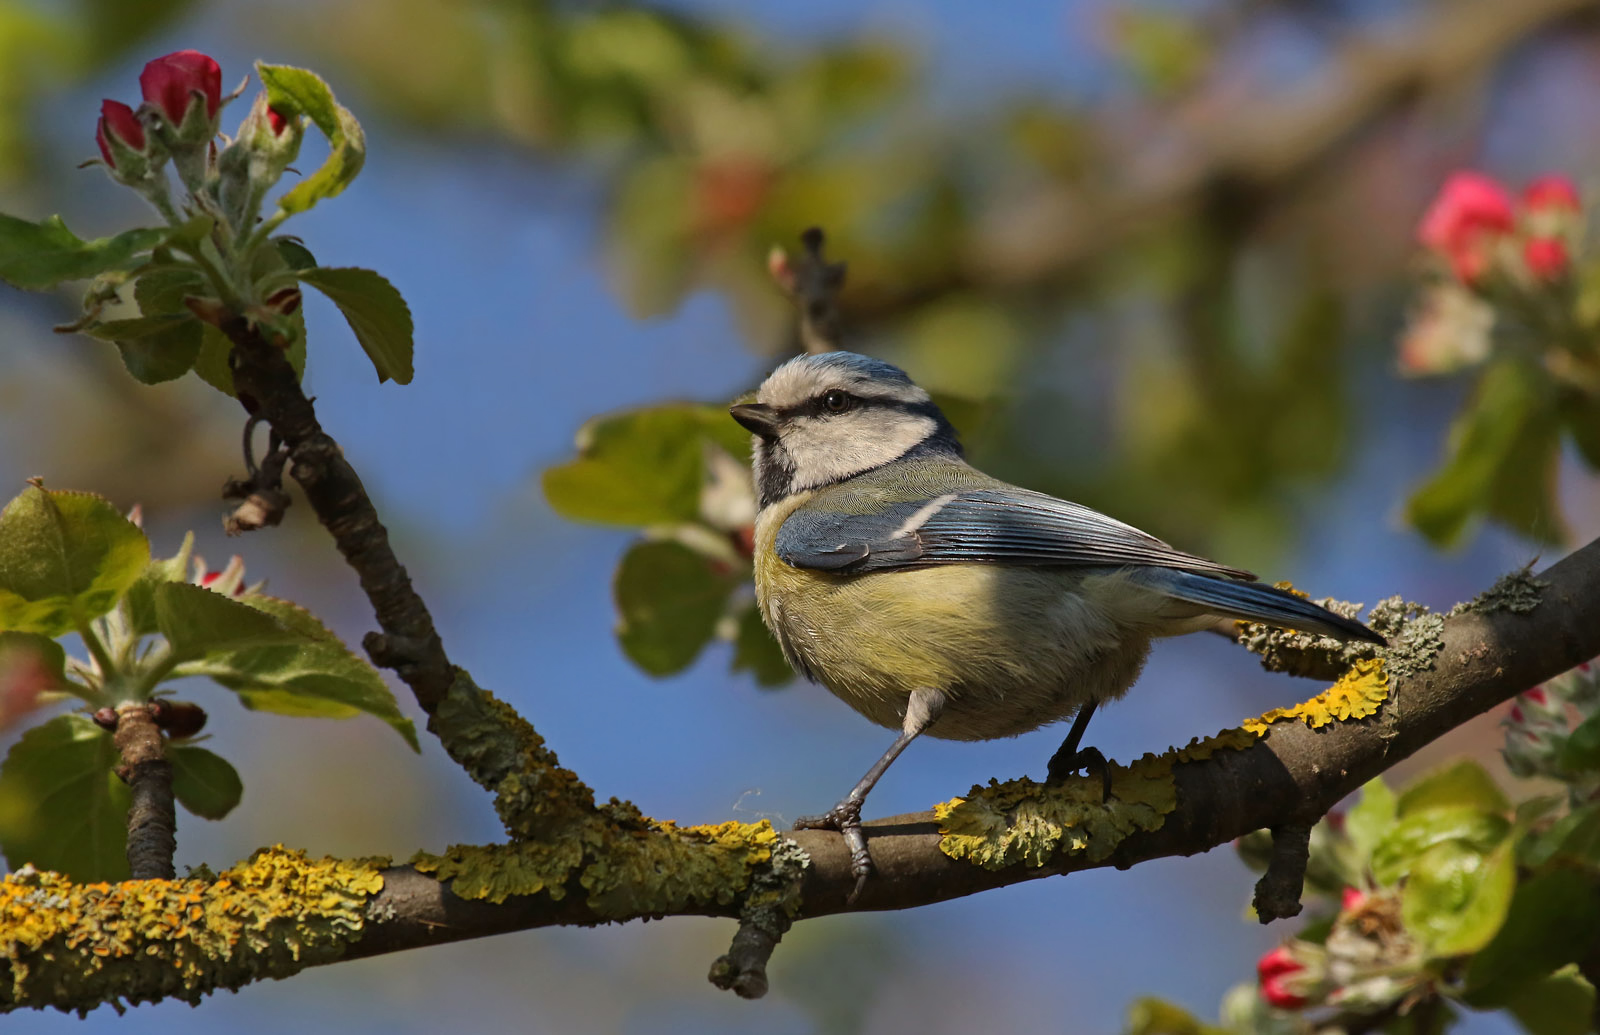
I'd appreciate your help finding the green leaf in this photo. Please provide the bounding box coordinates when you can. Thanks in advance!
[274,238,317,271]
[152,581,307,659]
[0,631,68,707]
[1406,360,1564,546]
[297,267,414,384]
[82,314,202,384]
[544,405,751,527]
[1345,776,1398,864]
[1402,840,1514,957]
[1501,968,1595,1035]
[613,540,738,676]
[120,531,194,638]
[178,595,419,751]
[190,324,235,395]
[731,604,792,687]
[1122,997,1226,1035]
[0,214,166,291]
[256,64,366,216]
[1561,390,1600,471]
[1464,869,1600,1005]
[1522,801,1600,869]
[167,744,243,820]
[1371,807,1509,885]
[1397,759,1510,817]
[0,485,149,636]
[134,267,206,315]
[1560,713,1600,772]
[0,714,128,880]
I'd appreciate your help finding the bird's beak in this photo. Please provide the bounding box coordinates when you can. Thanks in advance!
[729,402,780,438]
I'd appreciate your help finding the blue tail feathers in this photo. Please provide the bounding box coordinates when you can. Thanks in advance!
[1157,571,1386,645]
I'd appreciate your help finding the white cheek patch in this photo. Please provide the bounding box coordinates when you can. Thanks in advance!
[783,411,939,491]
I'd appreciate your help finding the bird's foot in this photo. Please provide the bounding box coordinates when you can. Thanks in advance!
[1046,745,1113,801]
[794,797,871,902]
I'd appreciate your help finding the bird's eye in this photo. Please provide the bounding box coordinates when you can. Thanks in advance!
[821,390,852,414]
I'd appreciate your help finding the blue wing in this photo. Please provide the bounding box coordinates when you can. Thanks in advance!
[776,485,1255,581]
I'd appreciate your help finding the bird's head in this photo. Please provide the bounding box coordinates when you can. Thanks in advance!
[730,352,961,509]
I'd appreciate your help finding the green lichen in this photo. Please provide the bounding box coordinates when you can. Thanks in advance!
[1449,565,1547,617]
[1234,587,1381,680]
[736,834,808,935]
[412,814,790,920]
[935,752,1180,870]
[0,846,383,1015]
[1242,658,1389,734]
[431,669,595,837]
[1366,597,1445,680]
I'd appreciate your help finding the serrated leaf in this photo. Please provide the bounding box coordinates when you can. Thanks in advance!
[1406,360,1563,546]
[731,604,792,687]
[544,405,750,527]
[275,238,317,271]
[297,267,413,384]
[256,64,366,217]
[177,595,418,751]
[614,540,738,676]
[0,214,166,291]
[153,581,307,659]
[83,314,203,384]
[1397,759,1510,817]
[167,744,242,820]
[0,714,128,880]
[0,486,149,636]
[120,532,194,638]
[1371,807,1509,886]
[1464,869,1600,1004]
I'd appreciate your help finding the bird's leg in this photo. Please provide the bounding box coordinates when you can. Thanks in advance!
[1046,700,1112,799]
[795,687,945,902]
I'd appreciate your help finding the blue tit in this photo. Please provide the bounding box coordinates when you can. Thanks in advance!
[730,351,1384,893]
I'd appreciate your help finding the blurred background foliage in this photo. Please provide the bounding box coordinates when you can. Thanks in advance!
[3,0,1600,1033]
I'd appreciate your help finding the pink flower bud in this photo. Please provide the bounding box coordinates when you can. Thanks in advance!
[1418,172,1515,285]
[1261,977,1309,1011]
[1258,945,1303,981]
[1524,237,1570,281]
[96,100,145,168]
[140,50,222,127]
[1523,175,1580,213]
[1525,686,1550,705]
[1341,886,1366,912]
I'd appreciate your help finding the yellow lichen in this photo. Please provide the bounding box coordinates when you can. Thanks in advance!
[1241,657,1390,734]
[0,846,383,1015]
[935,752,1180,870]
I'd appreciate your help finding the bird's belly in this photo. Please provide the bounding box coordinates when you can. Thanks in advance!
[756,560,1153,742]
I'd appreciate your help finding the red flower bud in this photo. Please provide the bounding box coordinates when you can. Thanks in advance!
[1258,945,1303,980]
[1341,886,1366,912]
[1525,686,1549,705]
[1524,237,1570,281]
[140,50,222,126]
[1523,175,1580,213]
[267,106,290,136]
[96,99,146,168]
[1261,976,1309,1011]
[1418,172,1515,285]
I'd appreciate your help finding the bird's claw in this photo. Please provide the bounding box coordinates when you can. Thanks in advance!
[795,798,872,902]
[1047,745,1113,801]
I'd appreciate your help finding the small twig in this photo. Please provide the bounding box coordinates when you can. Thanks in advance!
[769,227,846,353]
[112,703,176,880]
[1253,820,1313,923]
[708,920,782,999]
[221,414,291,535]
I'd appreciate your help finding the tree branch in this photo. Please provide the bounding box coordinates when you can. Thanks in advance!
[112,702,175,881]
[8,540,1597,1013]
